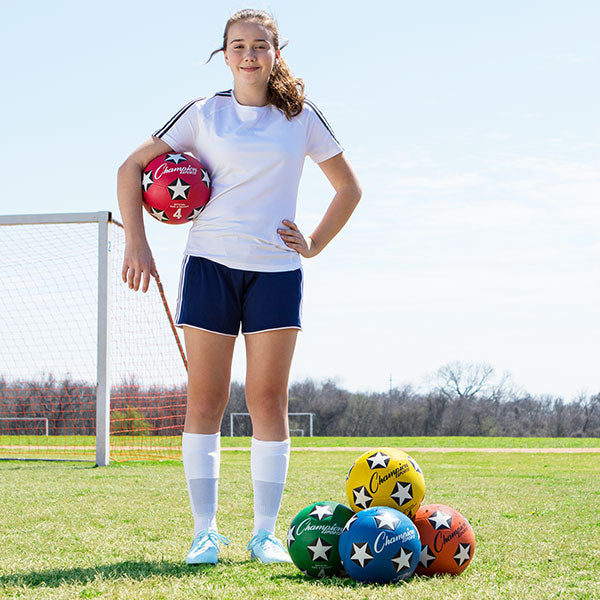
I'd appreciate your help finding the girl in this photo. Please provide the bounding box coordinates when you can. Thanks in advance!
[117,8,361,565]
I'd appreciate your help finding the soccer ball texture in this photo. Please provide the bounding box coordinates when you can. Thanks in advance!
[287,501,354,578]
[345,448,425,518]
[339,506,421,584]
[141,152,211,224]
[413,503,475,576]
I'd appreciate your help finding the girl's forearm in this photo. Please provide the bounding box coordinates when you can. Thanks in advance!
[309,183,361,255]
[117,159,148,244]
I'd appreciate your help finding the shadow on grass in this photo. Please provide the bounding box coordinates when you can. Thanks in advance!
[1,562,431,591]
[273,572,438,588]
[0,559,249,589]
[272,573,363,588]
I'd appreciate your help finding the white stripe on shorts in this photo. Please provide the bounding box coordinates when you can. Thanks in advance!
[243,325,302,335]
[177,323,238,337]
[175,255,191,326]
[299,264,304,325]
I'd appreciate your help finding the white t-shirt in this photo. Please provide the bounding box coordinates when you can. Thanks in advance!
[153,90,343,272]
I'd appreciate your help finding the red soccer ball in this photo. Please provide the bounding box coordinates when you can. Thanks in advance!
[413,503,475,576]
[141,152,211,224]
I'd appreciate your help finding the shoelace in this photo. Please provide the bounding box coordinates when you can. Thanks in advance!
[246,530,285,552]
[196,530,230,549]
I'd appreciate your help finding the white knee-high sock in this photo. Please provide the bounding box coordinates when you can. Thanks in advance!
[251,437,290,535]
[182,432,220,536]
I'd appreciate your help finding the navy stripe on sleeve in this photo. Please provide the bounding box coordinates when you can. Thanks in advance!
[304,99,341,145]
[153,97,203,139]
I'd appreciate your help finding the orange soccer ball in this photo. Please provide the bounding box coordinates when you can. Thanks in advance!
[413,503,475,576]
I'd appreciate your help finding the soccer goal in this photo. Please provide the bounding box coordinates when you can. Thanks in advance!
[0,212,188,465]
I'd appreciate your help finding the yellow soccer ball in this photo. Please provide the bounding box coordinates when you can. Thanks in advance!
[345,448,425,518]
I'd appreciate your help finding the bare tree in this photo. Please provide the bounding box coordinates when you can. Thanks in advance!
[432,361,515,401]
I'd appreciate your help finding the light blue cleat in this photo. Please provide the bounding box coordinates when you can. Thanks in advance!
[247,529,293,564]
[185,529,229,565]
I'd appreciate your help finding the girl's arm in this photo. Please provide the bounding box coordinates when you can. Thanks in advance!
[117,136,174,292]
[278,152,361,257]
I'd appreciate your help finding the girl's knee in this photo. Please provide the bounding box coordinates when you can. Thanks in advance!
[186,396,228,424]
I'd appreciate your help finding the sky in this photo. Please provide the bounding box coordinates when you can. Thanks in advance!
[1,0,599,399]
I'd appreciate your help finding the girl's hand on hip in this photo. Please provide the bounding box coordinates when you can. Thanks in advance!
[278,220,318,258]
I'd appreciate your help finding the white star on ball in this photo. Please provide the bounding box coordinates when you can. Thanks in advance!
[167,178,191,199]
[353,486,372,509]
[142,171,153,191]
[187,207,204,221]
[408,456,422,474]
[454,543,471,566]
[287,526,295,547]
[391,481,412,507]
[367,451,390,469]
[310,504,333,521]
[165,153,186,164]
[201,168,210,187]
[428,510,452,530]
[350,542,373,568]
[343,513,358,532]
[307,537,332,561]
[374,512,399,530]
[419,544,436,568]
[149,207,168,222]
[392,547,413,572]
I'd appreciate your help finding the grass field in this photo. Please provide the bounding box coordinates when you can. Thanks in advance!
[1,441,599,599]
[2,435,600,463]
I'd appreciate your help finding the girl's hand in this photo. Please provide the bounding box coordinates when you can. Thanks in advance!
[122,240,158,293]
[277,220,318,258]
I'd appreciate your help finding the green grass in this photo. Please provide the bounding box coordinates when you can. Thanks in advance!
[0,435,96,446]
[1,444,600,599]
[2,434,600,450]
[223,436,600,449]
[4,435,599,463]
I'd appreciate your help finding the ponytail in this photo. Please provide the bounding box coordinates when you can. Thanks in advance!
[267,56,305,119]
[208,9,305,120]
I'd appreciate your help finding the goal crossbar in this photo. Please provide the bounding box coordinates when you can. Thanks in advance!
[0,212,112,226]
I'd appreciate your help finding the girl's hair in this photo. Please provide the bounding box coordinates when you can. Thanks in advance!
[208,9,305,119]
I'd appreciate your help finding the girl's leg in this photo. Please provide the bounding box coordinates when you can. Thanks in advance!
[184,327,236,435]
[244,329,297,546]
[182,327,235,563]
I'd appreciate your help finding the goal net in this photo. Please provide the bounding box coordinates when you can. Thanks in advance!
[0,212,188,463]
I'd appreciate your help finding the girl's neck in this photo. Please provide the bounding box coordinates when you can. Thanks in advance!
[233,85,269,107]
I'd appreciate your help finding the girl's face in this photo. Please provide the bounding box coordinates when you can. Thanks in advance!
[224,20,279,91]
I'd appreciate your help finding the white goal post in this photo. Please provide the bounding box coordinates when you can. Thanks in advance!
[0,212,188,465]
[1,212,112,465]
[229,412,315,437]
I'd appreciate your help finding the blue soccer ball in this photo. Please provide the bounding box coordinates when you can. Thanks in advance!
[339,506,421,584]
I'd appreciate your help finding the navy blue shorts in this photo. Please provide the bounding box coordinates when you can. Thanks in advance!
[175,256,303,336]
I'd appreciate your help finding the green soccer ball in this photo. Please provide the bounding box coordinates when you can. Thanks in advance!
[287,501,354,578]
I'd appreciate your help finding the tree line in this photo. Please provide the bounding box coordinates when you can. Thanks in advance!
[2,363,597,438]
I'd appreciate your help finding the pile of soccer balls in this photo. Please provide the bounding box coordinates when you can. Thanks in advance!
[287,448,475,584]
